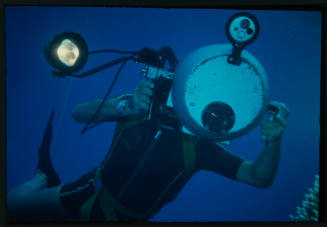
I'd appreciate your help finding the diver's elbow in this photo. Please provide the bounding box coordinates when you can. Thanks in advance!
[254,182,272,189]
[72,105,87,123]
[72,108,79,122]
[72,109,81,123]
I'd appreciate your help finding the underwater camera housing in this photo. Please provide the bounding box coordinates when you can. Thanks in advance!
[171,12,269,142]
[138,12,268,142]
[172,43,270,142]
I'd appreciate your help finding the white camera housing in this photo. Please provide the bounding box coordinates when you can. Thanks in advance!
[171,44,270,142]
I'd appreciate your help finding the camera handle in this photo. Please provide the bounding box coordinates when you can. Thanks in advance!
[137,46,178,124]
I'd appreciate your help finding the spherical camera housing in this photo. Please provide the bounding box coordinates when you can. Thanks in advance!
[44,32,88,74]
[225,12,260,46]
[172,44,269,142]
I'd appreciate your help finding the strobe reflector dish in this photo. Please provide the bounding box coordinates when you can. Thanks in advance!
[44,32,88,74]
[172,44,269,142]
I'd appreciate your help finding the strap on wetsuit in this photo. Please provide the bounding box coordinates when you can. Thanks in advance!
[78,118,199,221]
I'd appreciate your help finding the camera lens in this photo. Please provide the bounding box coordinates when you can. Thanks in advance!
[201,102,235,133]
[240,19,250,29]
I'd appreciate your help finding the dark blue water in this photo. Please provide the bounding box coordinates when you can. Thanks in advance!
[6,7,321,222]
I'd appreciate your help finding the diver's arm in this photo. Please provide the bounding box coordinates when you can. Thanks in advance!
[236,102,289,188]
[72,95,133,123]
[236,139,282,188]
[72,80,154,123]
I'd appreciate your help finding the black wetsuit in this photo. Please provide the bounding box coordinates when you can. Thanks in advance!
[60,118,244,221]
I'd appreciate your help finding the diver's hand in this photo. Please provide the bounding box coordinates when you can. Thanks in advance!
[132,79,154,113]
[115,80,154,116]
[260,101,289,144]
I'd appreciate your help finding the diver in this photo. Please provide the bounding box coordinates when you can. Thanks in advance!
[7,78,289,221]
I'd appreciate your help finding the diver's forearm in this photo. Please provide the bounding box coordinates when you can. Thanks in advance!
[251,139,282,186]
[72,98,122,123]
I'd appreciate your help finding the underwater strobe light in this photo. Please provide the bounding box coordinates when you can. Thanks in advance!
[43,32,138,134]
[225,12,259,65]
[172,12,269,142]
[44,32,88,74]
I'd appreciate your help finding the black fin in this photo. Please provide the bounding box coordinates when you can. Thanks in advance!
[37,110,61,187]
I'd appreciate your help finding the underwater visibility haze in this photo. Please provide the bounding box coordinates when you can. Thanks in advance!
[5,7,321,222]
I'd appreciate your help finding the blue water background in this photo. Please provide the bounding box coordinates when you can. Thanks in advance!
[5,7,321,222]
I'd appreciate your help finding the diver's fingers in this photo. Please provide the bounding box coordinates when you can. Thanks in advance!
[260,121,284,137]
[138,79,154,89]
[279,102,289,113]
[269,101,289,119]
[139,94,151,105]
[141,87,154,97]
[135,86,153,98]
[260,122,273,132]
[135,83,153,96]
[133,80,154,111]
[275,116,287,128]
[135,85,153,100]
[139,101,150,111]
[144,80,155,89]
[133,93,151,111]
